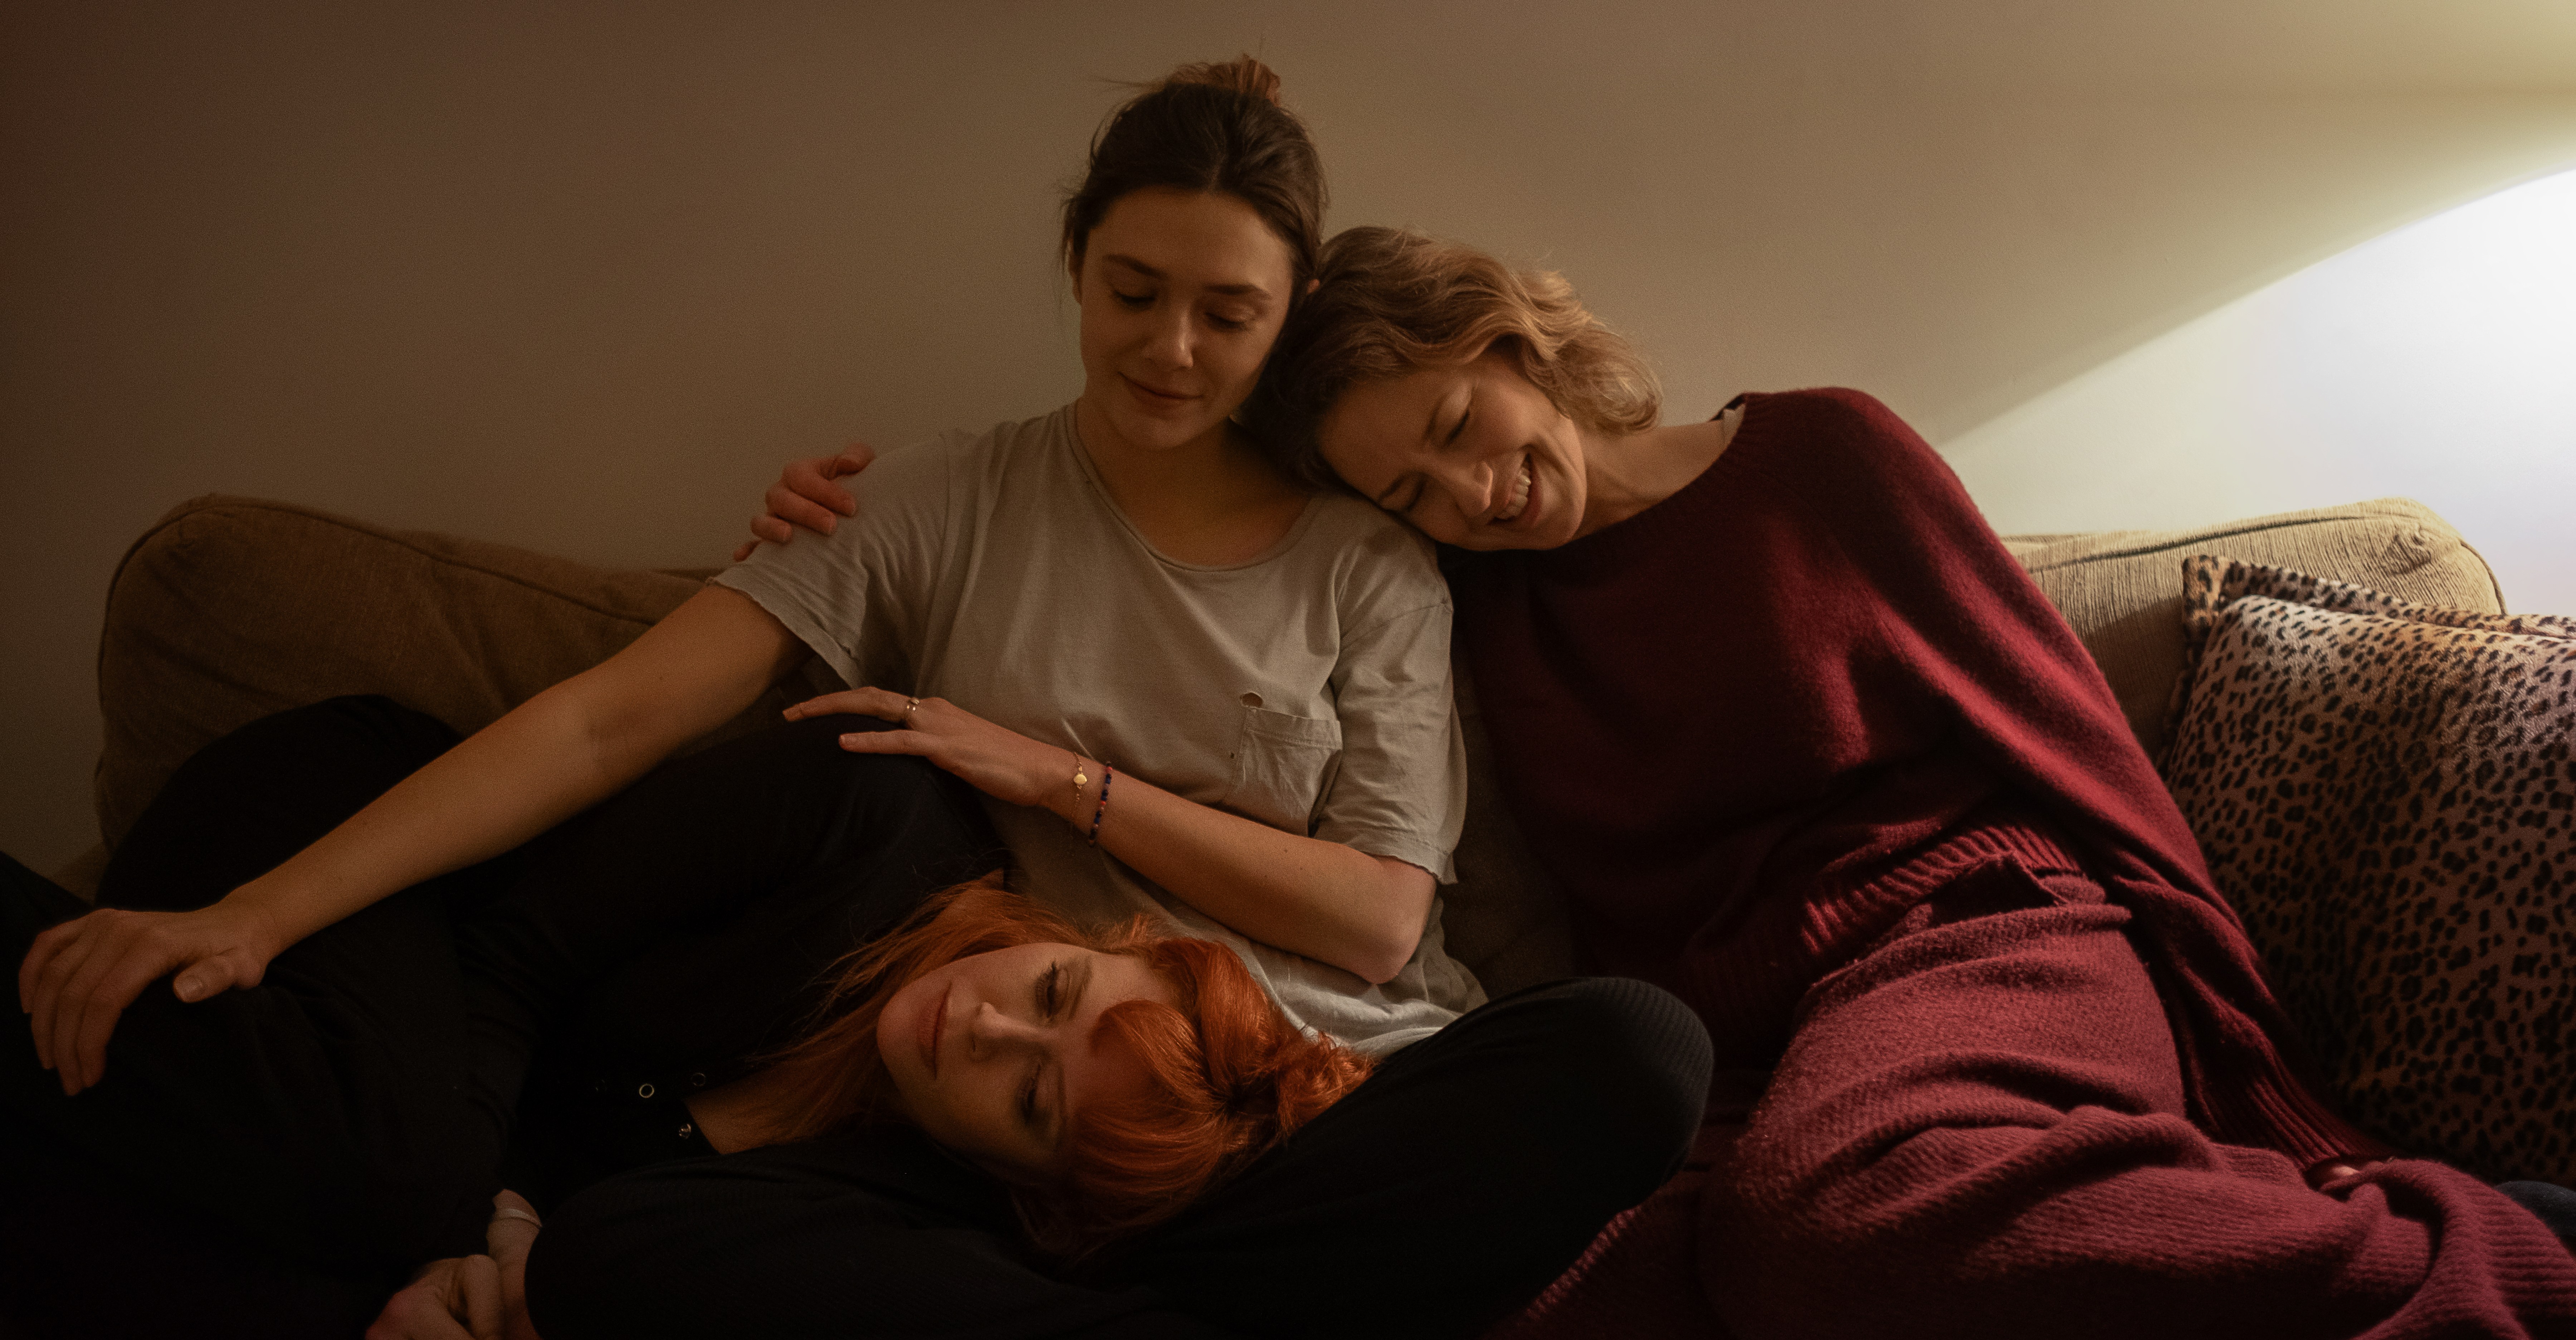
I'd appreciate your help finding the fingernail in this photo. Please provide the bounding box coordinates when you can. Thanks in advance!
[176,977,200,1001]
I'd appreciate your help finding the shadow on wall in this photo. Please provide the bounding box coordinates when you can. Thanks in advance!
[1942,163,2576,617]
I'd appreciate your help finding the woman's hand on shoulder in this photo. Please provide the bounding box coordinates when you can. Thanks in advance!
[732,443,876,562]
[785,689,1068,813]
[17,899,285,1097]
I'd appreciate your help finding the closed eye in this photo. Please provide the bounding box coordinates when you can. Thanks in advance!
[1018,962,1065,1132]
[1370,478,1421,516]
[1113,290,1153,310]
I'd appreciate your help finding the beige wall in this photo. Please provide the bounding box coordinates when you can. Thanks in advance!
[1945,162,2576,615]
[8,0,2576,871]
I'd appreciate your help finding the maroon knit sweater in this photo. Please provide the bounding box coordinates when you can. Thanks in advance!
[1454,387,2382,1169]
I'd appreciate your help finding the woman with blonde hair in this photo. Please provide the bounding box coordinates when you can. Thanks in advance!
[1234,225,2576,1337]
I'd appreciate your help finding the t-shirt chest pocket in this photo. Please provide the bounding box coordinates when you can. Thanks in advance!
[1220,697,1345,834]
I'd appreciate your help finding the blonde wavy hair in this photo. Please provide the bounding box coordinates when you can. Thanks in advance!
[1245,225,1660,493]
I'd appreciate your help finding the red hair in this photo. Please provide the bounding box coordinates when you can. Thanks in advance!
[756,874,1371,1258]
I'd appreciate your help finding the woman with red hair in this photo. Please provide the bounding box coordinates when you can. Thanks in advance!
[3,696,1369,1340]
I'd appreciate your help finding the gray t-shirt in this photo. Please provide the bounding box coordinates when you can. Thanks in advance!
[715,405,1480,1054]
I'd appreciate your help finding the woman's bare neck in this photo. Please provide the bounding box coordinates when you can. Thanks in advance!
[1073,401,1309,566]
[1576,414,1742,539]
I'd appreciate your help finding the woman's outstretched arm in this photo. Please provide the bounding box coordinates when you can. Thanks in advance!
[19,586,807,1095]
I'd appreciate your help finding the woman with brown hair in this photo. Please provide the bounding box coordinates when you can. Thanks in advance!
[13,63,1708,1340]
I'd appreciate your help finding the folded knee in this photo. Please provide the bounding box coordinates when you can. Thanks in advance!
[1703,1107,2239,1338]
[521,1177,668,1340]
[1506,978,1714,1179]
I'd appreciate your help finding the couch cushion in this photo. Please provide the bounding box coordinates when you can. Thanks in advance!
[93,496,774,848]
[2160,557,2575,1183]
[2003,498,2502,759]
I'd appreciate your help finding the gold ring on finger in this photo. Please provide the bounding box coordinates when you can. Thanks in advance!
[905,696,921,721]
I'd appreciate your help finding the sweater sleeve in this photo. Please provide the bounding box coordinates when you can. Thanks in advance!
[1770,390,2216,893]
[1766,388,2382,1164]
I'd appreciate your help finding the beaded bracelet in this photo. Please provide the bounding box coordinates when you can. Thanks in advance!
[1087,765,1114,846]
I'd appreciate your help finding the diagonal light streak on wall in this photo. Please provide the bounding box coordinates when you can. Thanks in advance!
[1945,165,2576,615]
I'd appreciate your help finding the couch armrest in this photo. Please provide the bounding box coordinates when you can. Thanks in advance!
[92,496,779,849]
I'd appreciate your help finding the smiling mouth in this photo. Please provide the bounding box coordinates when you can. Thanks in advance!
[1124,375,1196,405]
[1495,459,1532,523]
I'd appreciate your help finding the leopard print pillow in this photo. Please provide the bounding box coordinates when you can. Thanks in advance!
[2161,557,2576,1184]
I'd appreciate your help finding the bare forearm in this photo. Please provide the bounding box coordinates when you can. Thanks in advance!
[21,585,802,1098]
[225,585,800,952]
[800,688,1440,984]
[222,684,637,949]
[1046,768,1434,984]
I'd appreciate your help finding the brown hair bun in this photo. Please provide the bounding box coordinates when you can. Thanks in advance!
[1060,55,1325,302]
[1160,54,1284,106]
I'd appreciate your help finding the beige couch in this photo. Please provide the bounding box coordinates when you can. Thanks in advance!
[61,492,2503,1006]
[43,492,2511,1330]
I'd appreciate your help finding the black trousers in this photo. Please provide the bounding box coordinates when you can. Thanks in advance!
[4,698,1712,1340]
[3,697,999,1339]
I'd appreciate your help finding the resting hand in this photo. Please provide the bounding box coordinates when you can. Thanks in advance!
[366,1254,504,1340]
[363,1190,543,1340]
[2307,1159,2378,1189]
[784,688,1069,812]
[18,900,284,1097]
[485,1189,543,1340]
[731,443,875,561]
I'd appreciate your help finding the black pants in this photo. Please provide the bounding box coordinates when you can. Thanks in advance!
[3,697,999,1339]
[4,698,1712,1340]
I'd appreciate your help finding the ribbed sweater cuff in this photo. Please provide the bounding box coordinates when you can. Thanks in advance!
[2204,1043,2397,1169]
[1691,819,2083,1060]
